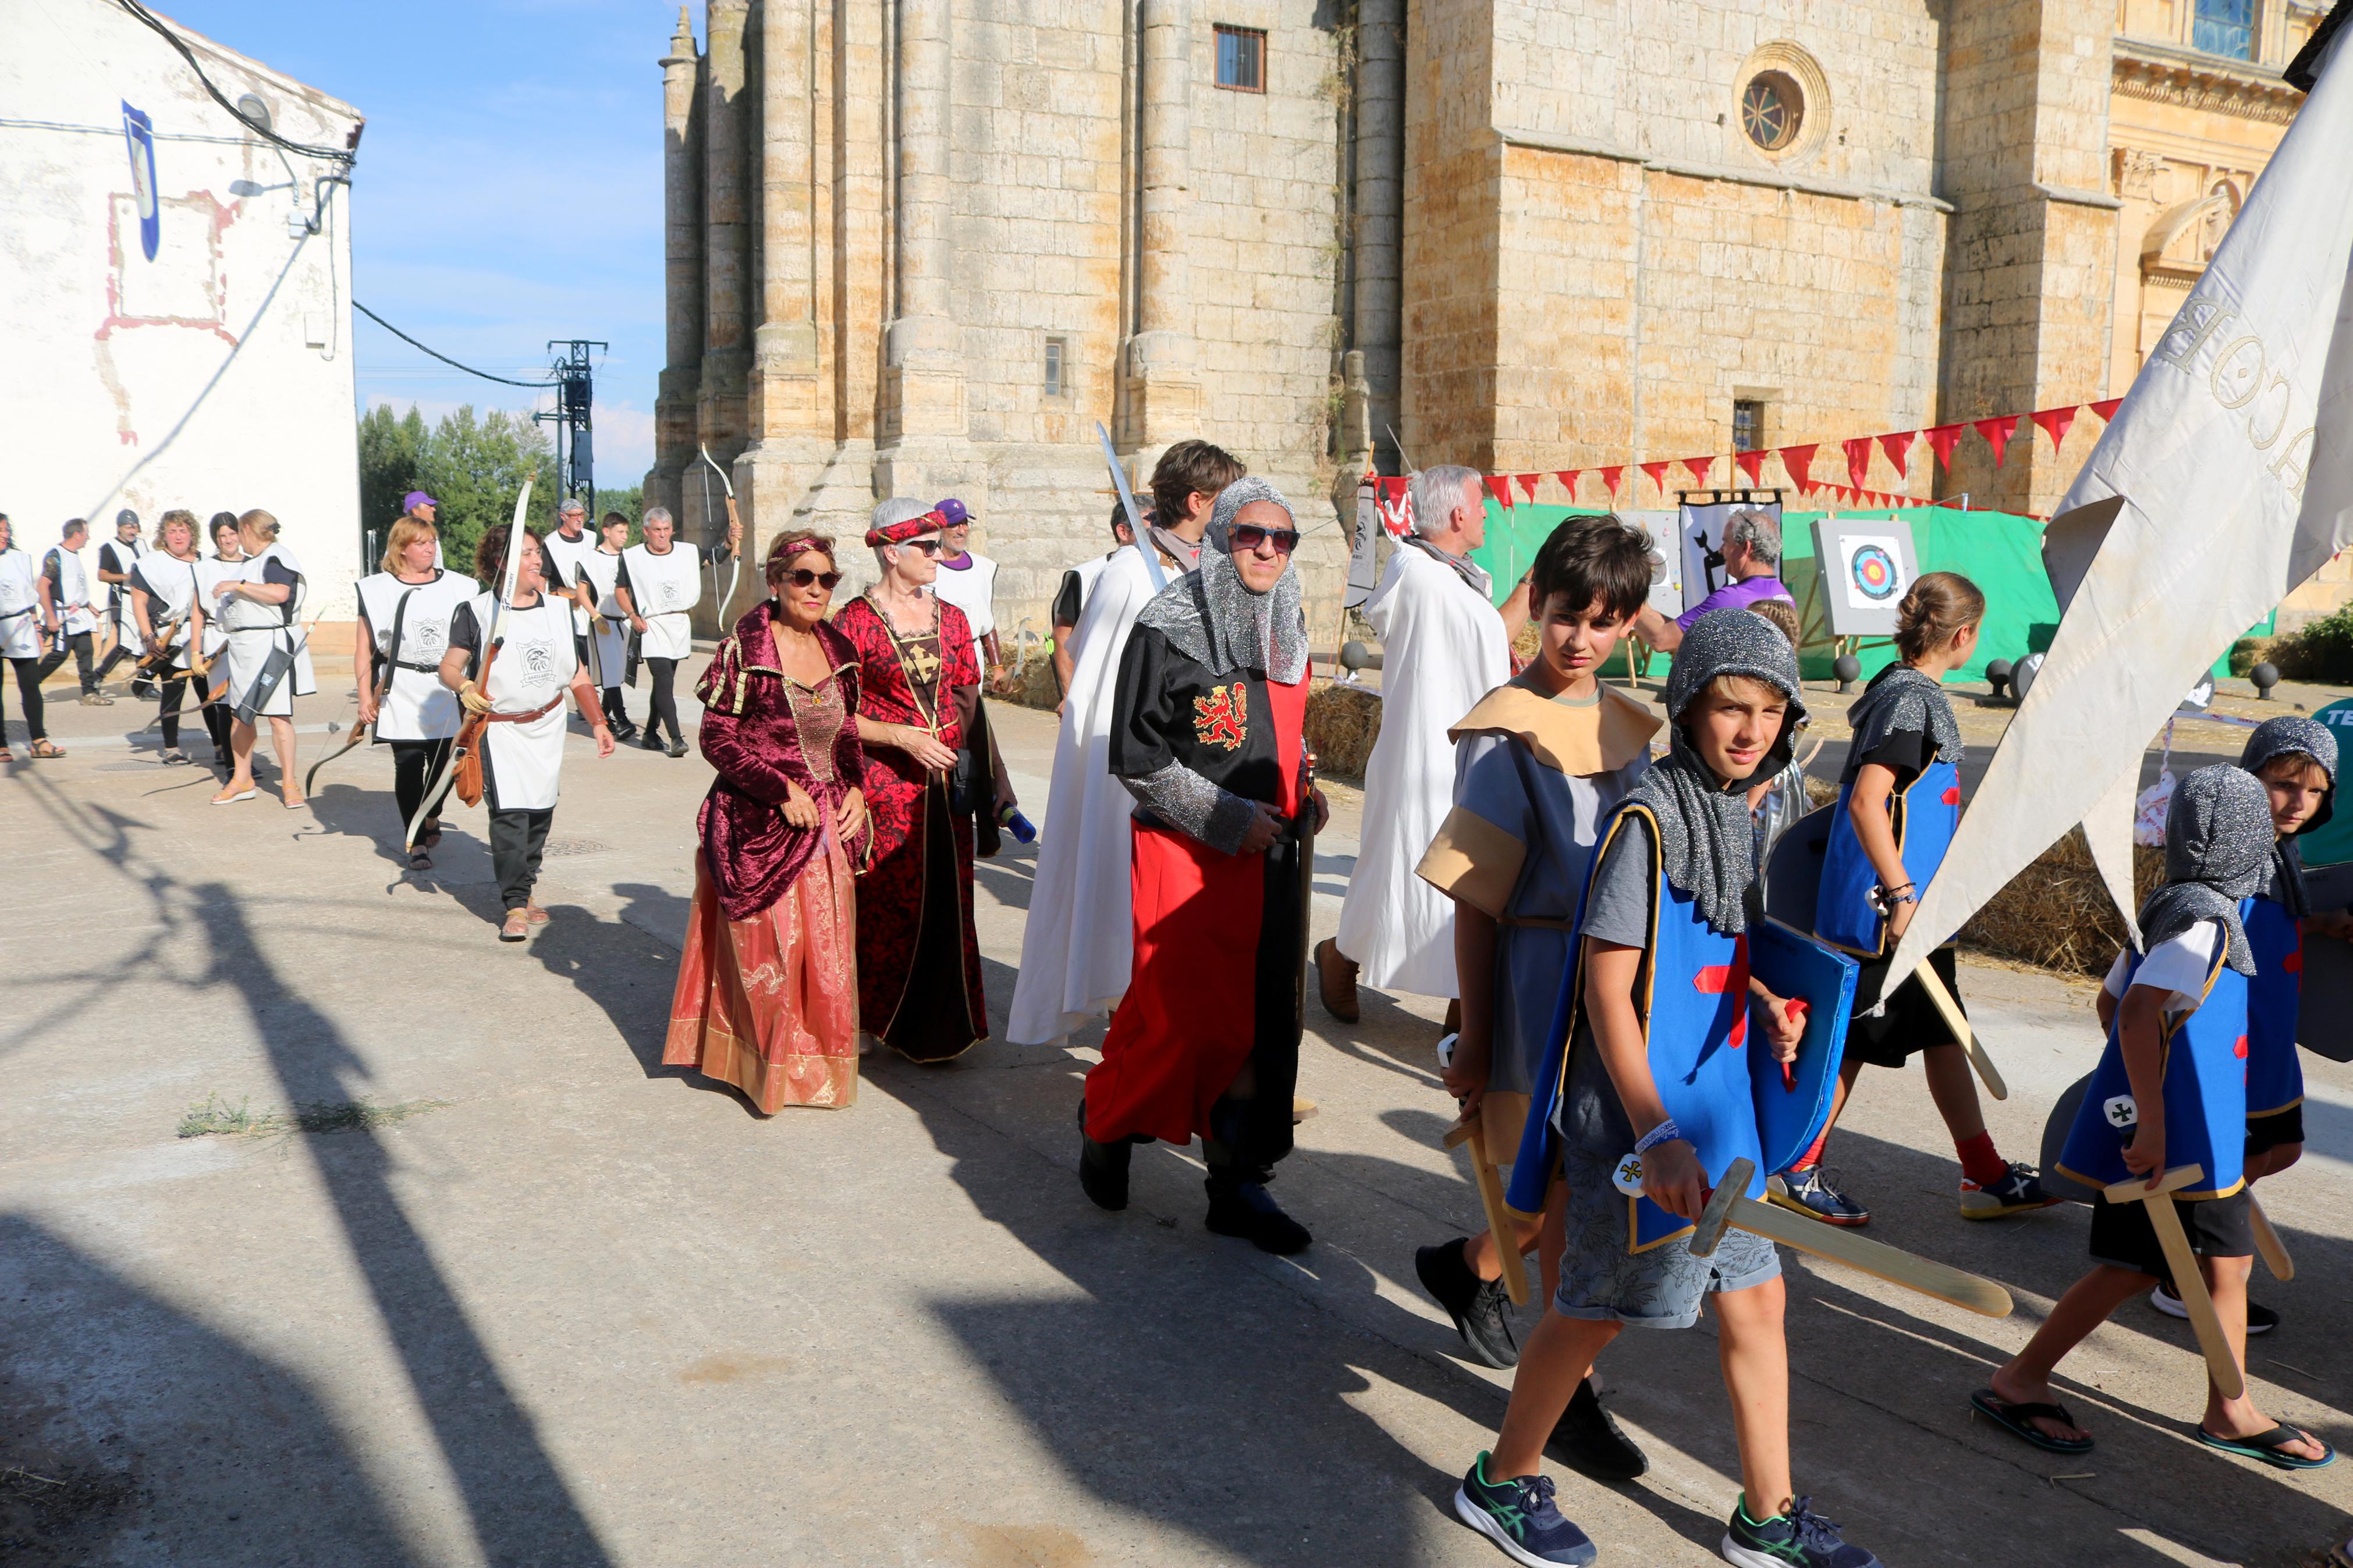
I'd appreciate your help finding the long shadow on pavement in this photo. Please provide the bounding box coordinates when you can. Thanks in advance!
[1,1216,413,1567]
[12,772,616,1567]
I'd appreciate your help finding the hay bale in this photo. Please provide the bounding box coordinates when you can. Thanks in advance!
[1958,831,2164,977]
[1305,679,1383,783]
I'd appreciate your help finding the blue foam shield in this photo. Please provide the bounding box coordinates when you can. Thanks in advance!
[1745,915,1858,1174]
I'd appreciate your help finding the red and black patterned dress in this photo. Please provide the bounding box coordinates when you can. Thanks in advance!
[833,592,988,1060]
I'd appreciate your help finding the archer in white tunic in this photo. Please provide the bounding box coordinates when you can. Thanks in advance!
[1007,533,1190,1044]
[1331,539,1513,999]
[129,537,205,758]
[619,507,735,755]
[95,518,147,682]
[572,528,634,734]
[443,556,613,936]
[0,518,63,755]
[40,529,105,700]
[354,563,480,846]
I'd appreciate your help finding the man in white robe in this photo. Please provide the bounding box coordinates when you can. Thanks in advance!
[1321,464,1524,1018]
[1006,439,1244,1045]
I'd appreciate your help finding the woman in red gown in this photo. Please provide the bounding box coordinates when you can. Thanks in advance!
[833,500,1012,1061]
[664,535,871,1111]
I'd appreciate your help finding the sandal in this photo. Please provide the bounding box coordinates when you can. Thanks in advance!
[212,786,255,805]
[408,849,432,872]
[525,903,551,924]
[423,819,442,848]
[499,909,531,943]
[2196,1423,2336,1470]
[30,739,65,759]
[1971,1389,2093,1454]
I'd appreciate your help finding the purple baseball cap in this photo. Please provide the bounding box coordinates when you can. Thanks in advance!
[934,497,970,528]
[403,490,438,512]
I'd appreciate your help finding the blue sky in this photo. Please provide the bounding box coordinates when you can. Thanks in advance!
[164,0,675,481]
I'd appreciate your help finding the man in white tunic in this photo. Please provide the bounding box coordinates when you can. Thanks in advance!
[1050,502,1138,705]
[1007,438,1244,1046]
[38,520,108,706]
[94,509,148,692]
[1320,464,1525,1019]
[617,505,737,758]
[440,523,615,941]
[0,514,66,759]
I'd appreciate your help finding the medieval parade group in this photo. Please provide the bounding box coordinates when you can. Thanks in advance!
[1,442,2338,1568]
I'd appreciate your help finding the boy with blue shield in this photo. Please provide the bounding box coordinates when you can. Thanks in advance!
[1453,610,1883,1568]
[1975,766,2330,1469]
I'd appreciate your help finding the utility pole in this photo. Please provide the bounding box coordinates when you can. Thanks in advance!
[534,339,608,513]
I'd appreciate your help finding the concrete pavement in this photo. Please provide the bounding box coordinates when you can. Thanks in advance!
[3,674,2349,1567]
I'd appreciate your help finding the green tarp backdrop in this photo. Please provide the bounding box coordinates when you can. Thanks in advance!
[1465,502,2266,684]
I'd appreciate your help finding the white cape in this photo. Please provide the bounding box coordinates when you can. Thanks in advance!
[1007,546,1163,1043]
[1335,545,1510,996]
[1887,19,2353,991]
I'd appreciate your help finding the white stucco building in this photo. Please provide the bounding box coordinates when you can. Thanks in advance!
[2,2,364,621]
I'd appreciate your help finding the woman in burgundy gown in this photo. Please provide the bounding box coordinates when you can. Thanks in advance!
[833,500,1010,1061]
[664,535,871,1111]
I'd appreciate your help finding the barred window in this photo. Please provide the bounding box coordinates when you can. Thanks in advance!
[1044,336,1068,399]
[1733,399,1765,453]
[1215,26,1266,92]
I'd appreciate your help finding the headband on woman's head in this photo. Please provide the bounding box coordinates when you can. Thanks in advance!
[773,535,828,560]
[864,510,945,547]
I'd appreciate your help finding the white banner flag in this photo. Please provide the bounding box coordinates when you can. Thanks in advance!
[1887,22,2353,989]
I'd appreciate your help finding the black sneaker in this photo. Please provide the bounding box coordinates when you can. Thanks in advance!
[1768,1167,1871,1227]
[610,720,640,742]
[665,739,689,759]
[1960,1161,2062,1220]
[1549,1378,1646,1482]
[1416,1239,1520,1368]
[2153,1281,2277,1335]
[1453,1453,1597,1566]
[1722,1494,1881,1568]
[639,731,665,751]
[1204,1175,1310,1254]
[1076,1099,1129,1211]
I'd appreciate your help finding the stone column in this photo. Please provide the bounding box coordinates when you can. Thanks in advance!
[1124,0,1199,456]
[647,7,704,522]
[1349,0,1404,475]
[740,0,834,592]
[698,0,754,529]
[872,0,973,506]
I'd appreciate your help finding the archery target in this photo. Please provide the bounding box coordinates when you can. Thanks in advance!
[1838,535,1907,613]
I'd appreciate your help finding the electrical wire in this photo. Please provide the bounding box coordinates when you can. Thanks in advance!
[354,302,556,389]
[109,0,358,168]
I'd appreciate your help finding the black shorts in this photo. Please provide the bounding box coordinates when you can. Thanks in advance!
[1841,946,1964,1069]
[2246,1106,2304,1154]
[2086,1186,2254,1277]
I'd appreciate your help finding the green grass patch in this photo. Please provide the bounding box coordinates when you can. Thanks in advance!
[178,1092,450,1140]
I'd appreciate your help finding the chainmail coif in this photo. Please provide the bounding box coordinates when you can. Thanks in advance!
[2138,764,2274,976]
[1625,608,1808,935]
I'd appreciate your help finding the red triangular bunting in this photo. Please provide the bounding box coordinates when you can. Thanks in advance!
[1555,470,1581,497]
[1734,450,1765,486]
[1777,443,1816,490]
[1923,424,1966,472]
[2091,397,2122,422]
[1638,459,1672,495]
[1484,475,1514,509]
[1599,465,1626,499]
[1515,473,1541,503]
[1878,431,1916,483]
[1973,415,2020,468]
[1682,455,1714,486]
[1843,436,1872,491]
[2030,406,2078,450]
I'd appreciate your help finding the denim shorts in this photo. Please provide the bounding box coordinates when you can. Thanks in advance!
[1555,1133,1781,1330]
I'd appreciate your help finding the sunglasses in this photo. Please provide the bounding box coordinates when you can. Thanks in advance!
[906,538,945,557]
[780,568,842,590]
[1231,523,1300,554]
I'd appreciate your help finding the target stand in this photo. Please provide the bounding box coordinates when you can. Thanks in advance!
[1805,515,1921,646]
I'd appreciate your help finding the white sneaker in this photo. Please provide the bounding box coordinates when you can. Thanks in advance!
[2152,1281,2276,1334]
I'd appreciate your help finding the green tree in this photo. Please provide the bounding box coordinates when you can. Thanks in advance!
[591,485,643,530]
[357,403,430,554]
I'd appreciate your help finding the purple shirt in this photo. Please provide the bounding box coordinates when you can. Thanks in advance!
[1674,574,1794,631]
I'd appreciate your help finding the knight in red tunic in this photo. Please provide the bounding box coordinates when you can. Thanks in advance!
[835,501,1002,1061]
[1077,477,1329,1253]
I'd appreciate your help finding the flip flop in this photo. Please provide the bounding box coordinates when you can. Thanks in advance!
[2197,1423,2336,1470]
[1971,1389,2093,1454]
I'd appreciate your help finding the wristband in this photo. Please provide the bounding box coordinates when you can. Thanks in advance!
[1633,1118,1682,1155]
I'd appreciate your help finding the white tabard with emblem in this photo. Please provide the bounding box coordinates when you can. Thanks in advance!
[461,592,577,811]
[540,529,599,635]
[101,538,148,641]
[574,547,629,684]
[620,542,704,659]
[129,554,202,663]
[1,547,47,658]
[357,569,479,741]
[44,546,98,635]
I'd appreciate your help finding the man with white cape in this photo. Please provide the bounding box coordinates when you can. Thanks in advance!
[1320,464,1524,1021]
[1007,439,1245,1045]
